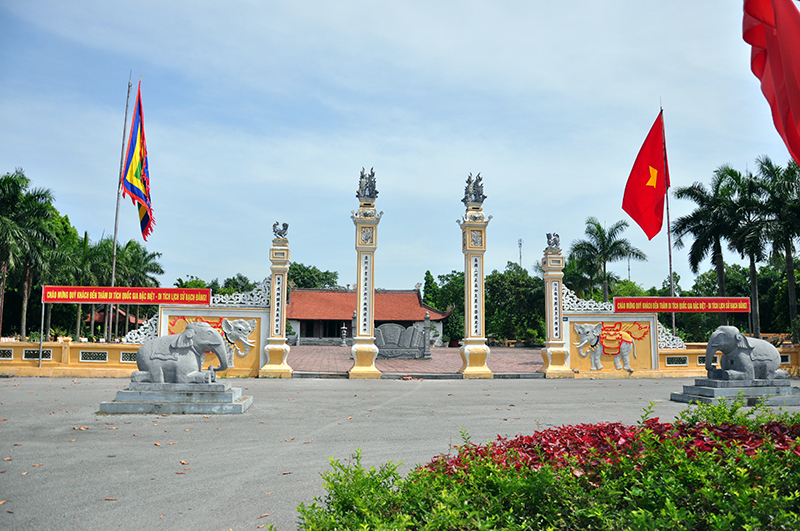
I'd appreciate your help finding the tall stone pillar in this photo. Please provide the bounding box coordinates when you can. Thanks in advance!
[457,173,493,378]
[259,222,293,378]
[349,168,383,379]
[540,234,572,378]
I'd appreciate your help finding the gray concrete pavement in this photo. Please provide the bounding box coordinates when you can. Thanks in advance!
[2,376,797,530]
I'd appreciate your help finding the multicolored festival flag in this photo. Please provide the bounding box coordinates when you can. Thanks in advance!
[622,111,669,240]
[122,81,154,240]
[744,0,800,165]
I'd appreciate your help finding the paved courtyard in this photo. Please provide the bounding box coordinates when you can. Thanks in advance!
[2,349,798,530]
[287,345,544,375]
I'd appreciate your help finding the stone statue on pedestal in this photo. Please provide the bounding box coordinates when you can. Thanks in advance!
[272,222,289,239]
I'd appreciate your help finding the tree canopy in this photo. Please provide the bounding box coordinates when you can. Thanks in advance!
[288,262,339,289]
[569,217,646,303]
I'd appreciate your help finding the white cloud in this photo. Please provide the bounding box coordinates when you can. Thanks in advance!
[0,0,793,294]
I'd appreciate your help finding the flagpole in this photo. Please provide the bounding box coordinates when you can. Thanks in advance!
[107,72,133,341]
[661,107,677,335]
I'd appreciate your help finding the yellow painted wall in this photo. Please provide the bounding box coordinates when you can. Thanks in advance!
[166,315,262,378]
[569,320,654,373]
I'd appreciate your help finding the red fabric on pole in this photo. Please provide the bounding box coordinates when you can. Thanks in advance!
[622,111,669,240]
[744,0,800,165]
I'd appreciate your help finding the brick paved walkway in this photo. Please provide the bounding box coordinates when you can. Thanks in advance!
[287,345,543,375]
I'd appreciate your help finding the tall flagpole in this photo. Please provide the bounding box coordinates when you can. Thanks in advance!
[107,73,133,341]
[661,107,677,335]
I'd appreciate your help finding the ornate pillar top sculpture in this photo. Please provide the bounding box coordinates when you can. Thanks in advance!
[462,172,486,209]
[352,168,383,224]
[272,221,289,240]
[545,232,561,255]
[457,173,491,227]
[356,167,378,205]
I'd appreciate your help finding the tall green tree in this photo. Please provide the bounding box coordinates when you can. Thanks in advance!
[757,156,800,333]
[672,167,736,325]
[725,166,769,338]
[69,232,100,337]
[0,169,56,336]
[117,239,164,335]
[569,217,647,302]
[484,262,544,342]
[432,271,465,342]
[422,270,440,309]
[562,256,602,299]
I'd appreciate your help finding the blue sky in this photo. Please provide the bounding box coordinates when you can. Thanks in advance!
[0,1,792,293]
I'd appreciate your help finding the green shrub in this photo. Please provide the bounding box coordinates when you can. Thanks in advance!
[296,401,800,530]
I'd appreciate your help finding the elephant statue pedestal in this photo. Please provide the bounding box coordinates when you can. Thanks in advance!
[670,378,800,406]
[99,381,253,414]
[670,325,799,406]
[100,322,253,414]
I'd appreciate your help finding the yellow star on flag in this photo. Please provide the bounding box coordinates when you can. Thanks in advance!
[646,166,658,187]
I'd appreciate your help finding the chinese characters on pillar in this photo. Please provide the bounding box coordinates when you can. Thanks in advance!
[360,253,371,335]
[552,280,561,340]
[273,274,283,336]
[471,256,482,336]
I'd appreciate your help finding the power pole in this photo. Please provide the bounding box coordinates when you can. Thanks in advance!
[518,238,523,268]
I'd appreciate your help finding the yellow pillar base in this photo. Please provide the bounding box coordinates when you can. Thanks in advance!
[538,345,574,378]
[459,340,493,378]
[259,341,293,378]
[349,340,381,379]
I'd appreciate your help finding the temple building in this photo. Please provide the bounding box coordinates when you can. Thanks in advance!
[286,288,449,346]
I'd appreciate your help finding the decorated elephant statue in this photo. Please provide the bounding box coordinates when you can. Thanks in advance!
[705,325,788,380]
[221,318,257,366]
[131,321,229,384]
[573,322,643,372]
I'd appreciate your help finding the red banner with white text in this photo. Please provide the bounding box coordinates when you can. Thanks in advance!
[614,297,750,313]
[42,286,211,305]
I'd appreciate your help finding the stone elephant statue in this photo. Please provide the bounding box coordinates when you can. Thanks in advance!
[131,321,229,384]
[221,318,257,367]
[574,322,637,372]
[705,325,788,380]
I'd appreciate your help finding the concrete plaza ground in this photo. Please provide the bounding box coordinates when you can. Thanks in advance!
[2,348,798,530]
[287,345,545,376]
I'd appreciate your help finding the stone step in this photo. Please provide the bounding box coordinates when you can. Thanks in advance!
[680,385,800,398]
[127,382,233,392]
[693,378,791,388]
[99,395,253,414]
[112,388,243,403]
[670,392,800,407]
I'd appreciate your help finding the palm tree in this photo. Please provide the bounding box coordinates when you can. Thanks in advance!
[569,217,647,302]
[672,167,736,325]
[18,233,58,338]
[90,237,116,340]
[0,169,55,336]
[757,156,800,334]
[725,166,769,338]
[117,239,163,335]
[63,232,102,338]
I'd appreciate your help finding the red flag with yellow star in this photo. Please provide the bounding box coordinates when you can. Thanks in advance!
[622,111,669,240]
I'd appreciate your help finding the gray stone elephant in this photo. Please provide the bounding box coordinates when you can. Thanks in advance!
[705,325,788,380]
[573,322,636,372]
[131,321,229,384]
